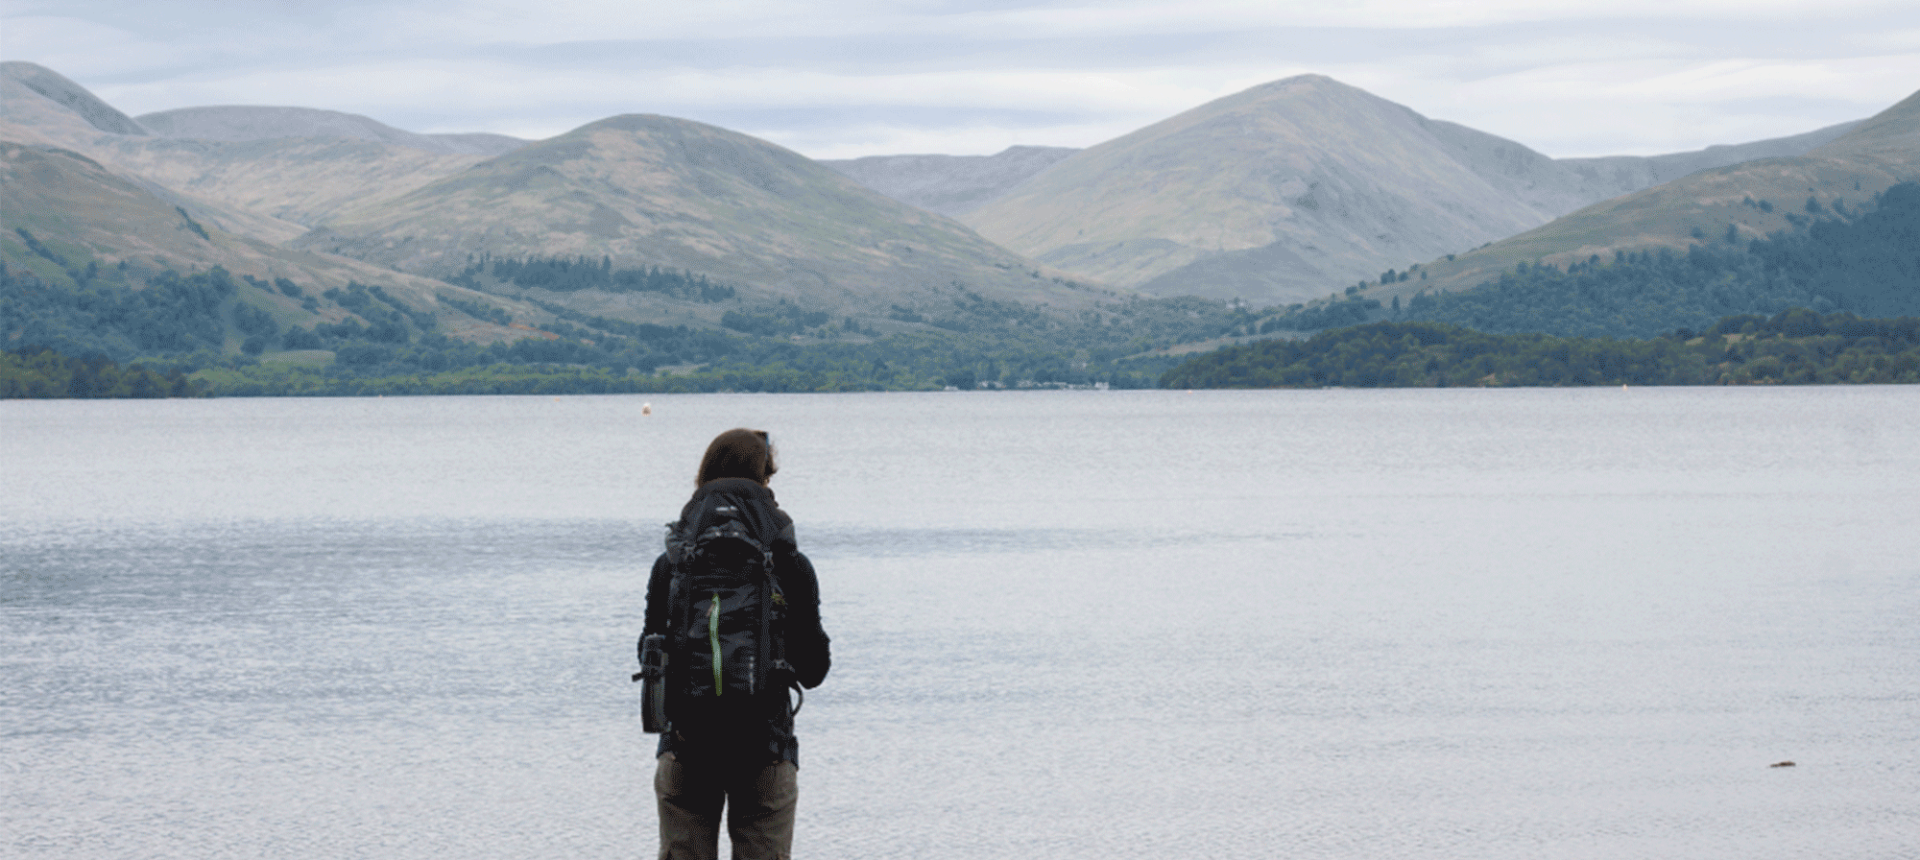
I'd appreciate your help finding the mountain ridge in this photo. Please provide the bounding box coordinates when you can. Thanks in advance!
[0,61,149,136]
[136,105,528,157]
[6,58,1908,369]
[961,75,1566,304]
[293,113,1105,315]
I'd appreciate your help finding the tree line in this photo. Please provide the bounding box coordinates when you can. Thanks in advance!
[1389,183,1920,338]
[2,347,201,398]
[448,255,737,302]
[1159,309,1920,389]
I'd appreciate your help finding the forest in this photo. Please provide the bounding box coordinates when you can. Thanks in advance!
[447,255,737,302]
[1159,310,1920,389]
[1,347,201,398]
[1388,183,1920,337]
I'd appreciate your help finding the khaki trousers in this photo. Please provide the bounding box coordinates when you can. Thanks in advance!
[655,752,798,860]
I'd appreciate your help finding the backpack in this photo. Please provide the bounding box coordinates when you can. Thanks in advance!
[656,484,795,738]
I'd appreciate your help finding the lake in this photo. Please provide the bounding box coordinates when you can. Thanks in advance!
[3,387,1917,858]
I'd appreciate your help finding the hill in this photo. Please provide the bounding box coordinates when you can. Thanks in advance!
[0,141,541,356]
[0,143,447,293]
[299,114,1105,316]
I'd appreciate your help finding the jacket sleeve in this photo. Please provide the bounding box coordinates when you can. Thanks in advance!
[780,549,831,689]
[642,552,672,637]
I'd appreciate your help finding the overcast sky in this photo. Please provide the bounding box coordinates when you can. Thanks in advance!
[4,0,1916,160]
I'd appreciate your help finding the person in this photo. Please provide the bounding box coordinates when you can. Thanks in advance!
[643,428,831,860]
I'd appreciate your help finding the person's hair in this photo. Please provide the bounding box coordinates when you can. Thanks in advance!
[696,428,777,486]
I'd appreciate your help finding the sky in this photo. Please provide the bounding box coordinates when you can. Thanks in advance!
[3,0,1917,160]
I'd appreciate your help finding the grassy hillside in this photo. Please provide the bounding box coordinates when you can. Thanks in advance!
[1382,89,1920,301]
[1381,182,1920,337]
[77,135,490,227]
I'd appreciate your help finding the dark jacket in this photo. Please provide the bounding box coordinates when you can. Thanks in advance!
[644,478,830,767]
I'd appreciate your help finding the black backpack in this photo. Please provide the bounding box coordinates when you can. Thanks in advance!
[657,485,795,737]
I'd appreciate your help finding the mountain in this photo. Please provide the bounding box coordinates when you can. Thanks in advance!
[834,121,1856,233]
[137,106,528,157]
[956,76,1602,305]
[1387,88,1920,299]
[957,75,1865,306]
[2,63,492,235]
[5,61,1100,326]
[820,146,1078,216]
[299,114,1103,314]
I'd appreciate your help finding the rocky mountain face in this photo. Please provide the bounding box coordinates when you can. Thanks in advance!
[820,146,1078,216]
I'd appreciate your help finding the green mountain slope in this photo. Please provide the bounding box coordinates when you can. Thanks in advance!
[1393,89,1920,299]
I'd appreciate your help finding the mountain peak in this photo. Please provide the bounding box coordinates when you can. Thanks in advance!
[576,113,698,132]
[1,61,150,136]
[961,73,1556,303]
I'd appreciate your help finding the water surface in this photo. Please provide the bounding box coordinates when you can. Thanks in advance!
[4,388,1917,858]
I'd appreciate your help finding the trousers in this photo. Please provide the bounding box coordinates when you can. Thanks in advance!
[655,752,799,860]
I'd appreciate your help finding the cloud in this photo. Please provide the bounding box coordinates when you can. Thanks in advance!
[6,0,1916,158]
[0,14,192,75]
